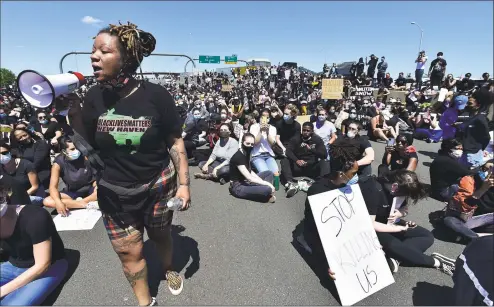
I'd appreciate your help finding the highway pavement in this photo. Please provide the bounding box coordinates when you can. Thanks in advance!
[46,139,464,306]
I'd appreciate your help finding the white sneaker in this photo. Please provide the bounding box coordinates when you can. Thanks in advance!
[86,201,99,210]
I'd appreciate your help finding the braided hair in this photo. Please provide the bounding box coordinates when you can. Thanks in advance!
[328,138,361,179]
[96,21,156,74]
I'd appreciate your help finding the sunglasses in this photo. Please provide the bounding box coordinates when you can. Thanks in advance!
[0,151,9,155]
[38,116,46,120]
[243,142,254,147]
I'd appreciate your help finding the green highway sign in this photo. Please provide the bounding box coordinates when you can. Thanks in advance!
[199,55,221,64]
[225,55,238,64]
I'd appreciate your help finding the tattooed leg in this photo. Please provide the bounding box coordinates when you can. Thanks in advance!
[110,232,152,306]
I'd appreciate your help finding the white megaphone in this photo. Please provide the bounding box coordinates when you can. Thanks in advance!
[16,70,86,109]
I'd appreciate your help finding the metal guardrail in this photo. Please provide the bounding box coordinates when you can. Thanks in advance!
[184,58,248,72]
[59,52,197,74]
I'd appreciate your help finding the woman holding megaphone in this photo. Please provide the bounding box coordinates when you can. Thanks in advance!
[67,22,189,306]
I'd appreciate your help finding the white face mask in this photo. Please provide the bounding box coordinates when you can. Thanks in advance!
[450,149,463,159]
[220,114,227,119]
[347,131,356,139]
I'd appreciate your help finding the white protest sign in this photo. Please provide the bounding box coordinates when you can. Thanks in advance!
[308,185,395,306]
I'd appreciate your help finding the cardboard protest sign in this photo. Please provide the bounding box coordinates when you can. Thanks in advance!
[349,86,378,101]
[322,79,344,100]
[221,85,233,92]
[308,185,395,306]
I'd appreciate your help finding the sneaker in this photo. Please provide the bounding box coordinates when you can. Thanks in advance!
[219,178,227,185]
[147,297,158,306]
[285,182,299,198]
[268,195,276,203]
[165,270,183,296]
[296,234,312,254]
[86,201,99,210]
[432,253,456,276]
[386,257,400,273]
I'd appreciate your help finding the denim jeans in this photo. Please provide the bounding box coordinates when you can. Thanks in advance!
[0,259,68,306]
[230,171,274,202]
[444,213,494,240]
[29,196,44,206]
[461,149,484,169]
[251,153,279,174]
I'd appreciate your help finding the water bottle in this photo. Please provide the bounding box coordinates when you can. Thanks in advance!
[166,197,184,211]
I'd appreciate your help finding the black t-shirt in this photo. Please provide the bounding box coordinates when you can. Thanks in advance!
[5,205,65,268]
[382,150,418,171]
[17,140,51,186]
[429,154,474,197]
[429,58,447,75]
[229,150,250,182]
[275,120,301,146]
[0,159,35,192]
[54,155,95,193]
[81,82,182,185]
[34,121,60,140]
[395,77,406,87]
[383,77,394,88]
[342,135,372,176]
[358,176,395,224]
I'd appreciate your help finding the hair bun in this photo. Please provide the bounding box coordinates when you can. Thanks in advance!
[138,30,156,57]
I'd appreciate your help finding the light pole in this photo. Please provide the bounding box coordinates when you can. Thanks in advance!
[410,22,424,53]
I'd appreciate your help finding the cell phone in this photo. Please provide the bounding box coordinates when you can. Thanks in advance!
[387,139,396,147]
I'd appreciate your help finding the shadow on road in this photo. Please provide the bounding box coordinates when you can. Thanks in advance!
[412,281,453,305]
[42,249,81,306]
[145,225,200,297]
[422,161,432,167]
[418,150,438,160]
[290,220,341,304]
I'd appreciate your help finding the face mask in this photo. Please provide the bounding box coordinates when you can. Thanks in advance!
[20,138,32,146]
[193,115,201,120]
[66,149,81,161]
[243,145,253,155]
[220,114,227,119]
[283,114,293,123]
[0,114,6,118]
[0,153,12,165]
[450,149,463,159]
[479,170,489,181]
[329,109,335,114]
[219,131,230,138]
[102,70,131,89]
[347,131,356,139]
[39,119,48,125]
[317,115,326,122]
[349,114,357,119]
[346,173,359,185]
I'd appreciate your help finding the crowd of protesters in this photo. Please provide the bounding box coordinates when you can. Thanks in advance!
[0,34,493,306]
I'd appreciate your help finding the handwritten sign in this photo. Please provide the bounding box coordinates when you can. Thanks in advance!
[308,185,394,306]
[322,79,344,99]
[349,86,378,101]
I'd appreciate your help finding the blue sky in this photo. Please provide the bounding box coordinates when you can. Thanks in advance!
[1,1,493,78]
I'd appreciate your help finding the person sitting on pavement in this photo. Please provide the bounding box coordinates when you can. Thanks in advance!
[12,127,52,189]
[430,138,476,201]
[0,202,68,306]
[9,122,43,150]
[280,122,328,198]
[182,108,208,164]
[343,120,375,180]
[275,104,301,156]
[42,137,98,215]
[459,96,490,169]
[313,108,337,159]
[195,123,238,185]
[0,141,44,206]
[443,161,494,243]
[249,109,280,188]
[32,111,63,148]
[370,112,398,142]
[378,135,418,176]
[228,133,276,203]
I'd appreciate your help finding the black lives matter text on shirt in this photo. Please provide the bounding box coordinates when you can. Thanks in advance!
[81,82,182,185]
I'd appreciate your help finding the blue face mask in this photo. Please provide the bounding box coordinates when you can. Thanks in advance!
[479,171,489,181]
[346,173,359,185]
[283,114,293,123]
[193,115,201,120]
[0,114,6,118]
[39,119,48,125]
[0,153,12,165]
[66,149,81,161]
